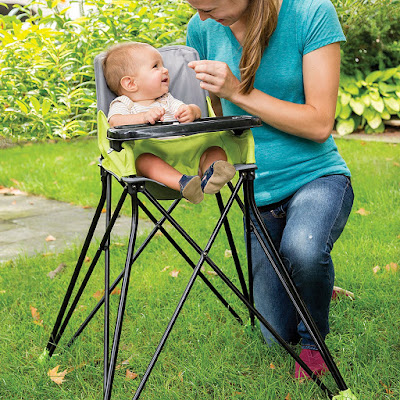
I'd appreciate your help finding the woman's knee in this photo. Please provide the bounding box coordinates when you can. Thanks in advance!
[280,233,330,279]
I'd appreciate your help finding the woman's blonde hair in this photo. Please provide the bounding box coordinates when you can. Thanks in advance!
[102,42,152,95]
[239,0,278,94]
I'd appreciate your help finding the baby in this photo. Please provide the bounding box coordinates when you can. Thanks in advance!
[102,42,236,204]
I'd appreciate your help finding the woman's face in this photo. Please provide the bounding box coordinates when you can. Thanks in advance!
[187,0,249,26]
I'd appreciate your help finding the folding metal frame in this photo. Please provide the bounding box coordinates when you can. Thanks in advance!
[43,117,351,400]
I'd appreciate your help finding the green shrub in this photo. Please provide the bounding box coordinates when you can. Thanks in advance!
[336,66,400,135]
[0,0,193,140]
[332,0,400,76]
[1,0,399,140]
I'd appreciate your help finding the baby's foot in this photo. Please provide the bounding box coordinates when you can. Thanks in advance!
[179,175,203,204]
[201,161,236,194]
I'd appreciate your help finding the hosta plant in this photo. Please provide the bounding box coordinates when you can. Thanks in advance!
[335,66,400,136]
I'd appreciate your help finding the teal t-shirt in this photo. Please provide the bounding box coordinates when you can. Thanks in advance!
[187,0,350,206]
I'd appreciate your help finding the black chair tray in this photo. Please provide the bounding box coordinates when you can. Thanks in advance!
[107,115,262,141]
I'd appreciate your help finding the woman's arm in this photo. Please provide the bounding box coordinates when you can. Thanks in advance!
[189,42,341,143]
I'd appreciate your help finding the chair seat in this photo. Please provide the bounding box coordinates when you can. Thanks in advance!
[97,100,256,185]
[121,164,257,200]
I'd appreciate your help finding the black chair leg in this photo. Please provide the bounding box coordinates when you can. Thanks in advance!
[215,192,254,324]
[242,171,348,393]
[104,191,139,400]
[104,172,112,391]
[45,175,128,358]
[241,177,255,327]
[45,171,108,357]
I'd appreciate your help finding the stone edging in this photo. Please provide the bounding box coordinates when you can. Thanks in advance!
[332,131,400,144]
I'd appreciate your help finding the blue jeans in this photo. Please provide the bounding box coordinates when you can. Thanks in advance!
[249,174,354,349]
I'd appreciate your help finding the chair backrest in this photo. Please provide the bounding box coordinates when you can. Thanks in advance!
[94,45,209,119]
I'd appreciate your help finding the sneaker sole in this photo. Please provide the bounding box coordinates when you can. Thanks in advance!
[203,161,236,194]
[182,176,203,204]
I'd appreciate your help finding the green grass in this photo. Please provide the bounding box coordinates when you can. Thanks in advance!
[0,138,101,207]
[0,138,399,399]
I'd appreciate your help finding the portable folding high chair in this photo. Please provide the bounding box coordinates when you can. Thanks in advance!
[42,45,356,400]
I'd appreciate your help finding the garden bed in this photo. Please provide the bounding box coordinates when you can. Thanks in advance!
[333,126,400,143]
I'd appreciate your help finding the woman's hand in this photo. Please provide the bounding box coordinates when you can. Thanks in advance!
[188,60,240,101]
[188,43,341,143]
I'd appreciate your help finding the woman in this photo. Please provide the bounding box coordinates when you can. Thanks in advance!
[186,0,354,378]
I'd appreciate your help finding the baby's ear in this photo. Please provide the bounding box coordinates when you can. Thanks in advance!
[120,76,137,92]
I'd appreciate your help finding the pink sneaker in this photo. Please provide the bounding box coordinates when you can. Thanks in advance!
[295,349,328,379]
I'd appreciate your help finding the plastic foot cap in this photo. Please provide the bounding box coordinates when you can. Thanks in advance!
[332,389,358,400]
[38,349,50,364]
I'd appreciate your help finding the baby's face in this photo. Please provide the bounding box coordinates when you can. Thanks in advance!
[133,47,169,100]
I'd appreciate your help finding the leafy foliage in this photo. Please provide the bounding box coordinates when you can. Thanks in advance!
[0,0,193,140]
[1,0,399,140]
[336,66,400,135]
[332,0,400,76]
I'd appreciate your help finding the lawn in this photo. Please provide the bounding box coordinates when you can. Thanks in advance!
[0,137,399,399]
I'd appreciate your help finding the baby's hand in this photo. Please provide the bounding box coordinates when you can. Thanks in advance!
[144,107,165,124]
[175,104,198,123]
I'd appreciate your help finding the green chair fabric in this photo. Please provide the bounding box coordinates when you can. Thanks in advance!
[97,98,255,180]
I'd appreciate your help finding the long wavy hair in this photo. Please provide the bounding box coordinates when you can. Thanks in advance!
[239,0,279,94]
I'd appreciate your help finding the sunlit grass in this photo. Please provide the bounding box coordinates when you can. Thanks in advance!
[0,138,399,399]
